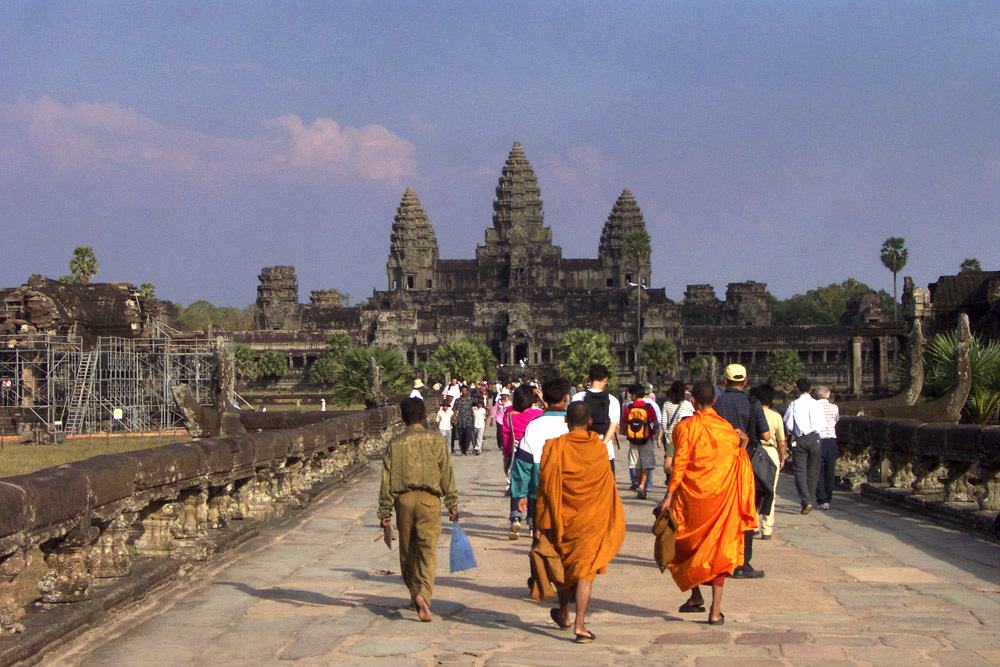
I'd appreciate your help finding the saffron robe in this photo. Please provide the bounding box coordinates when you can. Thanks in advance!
[667,408,757,591]
[535,429,626,588]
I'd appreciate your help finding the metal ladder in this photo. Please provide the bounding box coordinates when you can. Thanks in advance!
[65,351,98,435]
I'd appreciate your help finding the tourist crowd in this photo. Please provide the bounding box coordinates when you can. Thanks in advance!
[378,364,840,640]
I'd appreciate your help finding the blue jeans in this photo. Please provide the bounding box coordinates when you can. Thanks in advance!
[510,496,535,526]
[630,467,653,491]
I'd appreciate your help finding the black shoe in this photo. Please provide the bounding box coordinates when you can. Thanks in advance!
[637,489,647,500]
[801,503,813,515]
[731,565,765,579]
[629,484,639,491]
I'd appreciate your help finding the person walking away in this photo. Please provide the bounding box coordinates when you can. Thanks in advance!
[437,398,453,451]
[784,377,827,515]
[629,385,662,494]
[661,381,694,482]
[511,378,571,541]
[623,383,659,499]
[490,389,510,456]
[713,364,770,579]
[570,364,620,474]
[378,398,459,622]
[537,401,625,643]
[472,398,487,455]
[409,378,425,399]
[452,385,477,456]
[749,385,786,540]
[812,385,839,510]
[502,385,543,537]
[654,381,757,626]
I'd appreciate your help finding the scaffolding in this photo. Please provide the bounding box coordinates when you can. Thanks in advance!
[0,333,218,435]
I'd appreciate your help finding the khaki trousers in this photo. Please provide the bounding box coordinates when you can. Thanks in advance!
[395,490,442,602]
[760,445,781,536]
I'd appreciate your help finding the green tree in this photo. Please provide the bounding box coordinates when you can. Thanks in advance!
[257,350,288,379]
[324,332,353,359]
[139,282,156,299]
[640,338,678,383]
[688,354,718,382]
[69,246,99,283]
[924,332,1000,424]
[769,279,894,326]
[329,346,410,407]
[307,356,338,386]
[460,337,497,379]
[959,258,982,273]
[555,329,617,386]
[57,275,77,284]
[624,228,652,346]
[176,301,254,331]
[233,344,260,382]
[426,339,489,383]
[767,349,804,392]
[879,237,908,321]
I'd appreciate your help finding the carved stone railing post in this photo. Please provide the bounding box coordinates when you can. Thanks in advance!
[86,512,134,578]
[172,488,211,560]
[0,549,27,633]
[134,500,179,557]
[207,485,233,529]
[977,427,1000,511]
[38,526,100,603]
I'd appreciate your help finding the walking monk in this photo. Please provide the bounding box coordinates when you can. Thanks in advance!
[536,401,626,643]
[378,397,459,622]
[654,381,757,625]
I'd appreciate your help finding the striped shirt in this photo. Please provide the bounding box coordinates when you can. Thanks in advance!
[817,399,839,439]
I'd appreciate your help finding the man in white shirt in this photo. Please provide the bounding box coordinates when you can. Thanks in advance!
[409,379,425,399]
[445,379,462,401]
[783,377,827,515]
[570,364,620,473]
[813,386,840,510]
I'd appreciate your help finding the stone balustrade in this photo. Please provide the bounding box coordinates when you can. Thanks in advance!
[835,416,1000,531]
[0,403,414,637]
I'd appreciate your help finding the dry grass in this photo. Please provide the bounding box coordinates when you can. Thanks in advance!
[0,433,190,478]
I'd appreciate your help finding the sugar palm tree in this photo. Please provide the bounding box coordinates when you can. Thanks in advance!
[624,229,652,365]
[556,329,617,387]
[69,246,99,283]
[879,237,908,322]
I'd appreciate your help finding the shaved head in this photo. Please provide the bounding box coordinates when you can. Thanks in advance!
[566,401,592,428]
[691,381,716,410]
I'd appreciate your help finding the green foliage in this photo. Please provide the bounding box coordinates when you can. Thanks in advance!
[623,228,652,266]
[257,350,288,379]
[688,354,718,382]
[556,329,617,386]
[69,246,99,283]
[328,346,410,406]
[57,275,77,284]
[233,344,259,382]
[880,236,908,320]
[924,332,1000,424]
[324,332,353,358]
[307,356,338,386]
[770,279,894,326]
[426,338,496,383]
[176,300,254,331]
[640,338,678,379]
[960,258,982,273]
[139,282,156,299]
[767,349,805,391]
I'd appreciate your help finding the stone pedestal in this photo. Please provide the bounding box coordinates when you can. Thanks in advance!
[86,513,134,578]
[135,501,180,556]
[0,550,27,633]
[911,456,946,495]
[38,527,100,603]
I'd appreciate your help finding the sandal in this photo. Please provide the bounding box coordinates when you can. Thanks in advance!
[678,601,706,613]
[708,613,725,626]
[574,631,596,644]
[550,608,571,630]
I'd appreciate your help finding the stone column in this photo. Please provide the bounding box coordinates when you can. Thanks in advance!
[874,337,891,395]
[850,337,863,397]
[38,526,100,603]
[0,549,27,633]
[86,513,134,578]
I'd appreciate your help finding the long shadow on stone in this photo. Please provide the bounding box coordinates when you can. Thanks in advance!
[213,581,403,619]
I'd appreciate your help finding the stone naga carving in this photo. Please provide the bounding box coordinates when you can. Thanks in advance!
[863,314,972,423]
[368,356,389,408]
[863,319,925,416]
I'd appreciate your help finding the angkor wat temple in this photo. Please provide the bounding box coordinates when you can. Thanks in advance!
[241,141,999,393]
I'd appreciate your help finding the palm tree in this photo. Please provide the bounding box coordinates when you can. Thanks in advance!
[623,228,652,364]
[639,338,678,384]
[556,329,617,387]
[959,258,982,273]
[69,246,99,283]
[879,237,908,322]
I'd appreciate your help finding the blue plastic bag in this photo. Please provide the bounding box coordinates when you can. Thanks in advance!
[449,522,477,573]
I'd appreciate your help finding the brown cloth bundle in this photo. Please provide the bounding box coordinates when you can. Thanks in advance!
[528,533,565,601]
[652,508,679,573]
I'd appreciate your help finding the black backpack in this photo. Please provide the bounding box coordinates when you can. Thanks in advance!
[582,391,611,436]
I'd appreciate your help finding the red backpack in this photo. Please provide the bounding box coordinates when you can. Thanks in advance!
[625,403,653,442]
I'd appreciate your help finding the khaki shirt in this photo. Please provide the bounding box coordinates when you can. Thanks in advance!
[761,407,785,447]
[378,424,458,519]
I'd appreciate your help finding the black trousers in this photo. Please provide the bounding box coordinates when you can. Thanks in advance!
[457,425,475,455]
[792,432,822,507]
[816,438,839,504]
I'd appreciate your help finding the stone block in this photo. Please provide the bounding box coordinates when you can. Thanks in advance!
[0,483,26,539]
[2,467,89,530]
[190,439,234,476]
[913,423,953,456]
[60,455,137,510]
[979,426,1000,469]
[888,419,923,452]
[946,424,982,462]
[125,443,201,490]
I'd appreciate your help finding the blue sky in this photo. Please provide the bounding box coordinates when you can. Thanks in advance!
[2,2,997,307]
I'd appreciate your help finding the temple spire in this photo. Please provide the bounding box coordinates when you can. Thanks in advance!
[490,142,549,246]
[387,187,438,290]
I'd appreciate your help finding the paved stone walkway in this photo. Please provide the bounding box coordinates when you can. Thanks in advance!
[46,432,1000,666]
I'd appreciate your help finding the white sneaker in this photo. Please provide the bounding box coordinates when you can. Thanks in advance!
[818,503,831,510]
[508,520,521,540]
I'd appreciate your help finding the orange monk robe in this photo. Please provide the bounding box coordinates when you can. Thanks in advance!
[667,408,757,592]
[535,429,626,588]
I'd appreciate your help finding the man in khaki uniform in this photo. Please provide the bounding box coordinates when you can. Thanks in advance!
[378,398,459,622]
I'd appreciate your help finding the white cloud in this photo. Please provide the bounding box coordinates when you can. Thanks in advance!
[0,96,416,184]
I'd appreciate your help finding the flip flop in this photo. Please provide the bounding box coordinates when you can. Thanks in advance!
[708,613,725,626]
[574,631,596,644]
[678,602,706,613]
[550,608,572,629]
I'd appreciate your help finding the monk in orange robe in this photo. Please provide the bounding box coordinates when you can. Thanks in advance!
[654,381,757,625]
[535,401,626,643]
